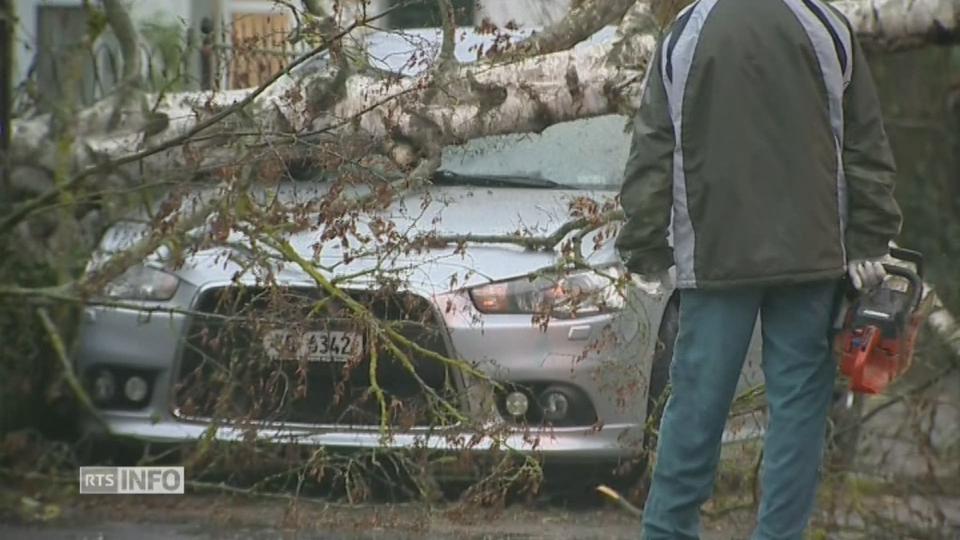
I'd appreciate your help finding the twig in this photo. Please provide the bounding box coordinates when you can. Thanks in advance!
[596,484,643,518]
[37,308,109,432]
[498,0,637,59]
[423,209,626,252]
[187,479,330,505]
[368,329,390,435]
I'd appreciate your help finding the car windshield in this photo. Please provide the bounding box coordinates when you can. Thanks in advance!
[439,114,631,191]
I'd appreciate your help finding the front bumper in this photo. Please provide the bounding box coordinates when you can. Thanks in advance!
[82,414,642,462]
[73,277,667,462]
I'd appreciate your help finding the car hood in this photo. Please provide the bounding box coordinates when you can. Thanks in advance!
[101,185,622,293]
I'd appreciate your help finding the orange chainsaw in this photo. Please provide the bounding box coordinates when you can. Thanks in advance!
[835,248,926,395]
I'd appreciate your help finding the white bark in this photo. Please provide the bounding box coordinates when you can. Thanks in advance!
[6,0,959,203]
[836,0,959,48]
[927,294,960,360]
[9,35,653,183]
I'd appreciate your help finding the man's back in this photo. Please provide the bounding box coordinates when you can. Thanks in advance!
[678,0,844,287]
[616,0,901,289]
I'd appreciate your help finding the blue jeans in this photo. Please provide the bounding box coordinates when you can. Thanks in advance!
[642,280,839,540]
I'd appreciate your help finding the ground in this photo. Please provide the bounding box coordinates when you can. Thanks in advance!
[0,491,755,539]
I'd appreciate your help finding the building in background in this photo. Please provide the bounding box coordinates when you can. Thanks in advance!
[369,0,569,28]
[11,0,573,105]
[12,0,296,102]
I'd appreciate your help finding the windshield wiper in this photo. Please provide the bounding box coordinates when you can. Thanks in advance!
[432,170,571,189]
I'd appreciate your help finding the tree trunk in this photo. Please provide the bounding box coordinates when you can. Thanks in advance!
[837,0,960,50]
[10,0,957,198]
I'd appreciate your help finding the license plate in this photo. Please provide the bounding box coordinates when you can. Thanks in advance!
[263,329,363,363]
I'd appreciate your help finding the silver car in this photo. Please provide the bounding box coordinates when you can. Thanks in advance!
[75,114,765,473]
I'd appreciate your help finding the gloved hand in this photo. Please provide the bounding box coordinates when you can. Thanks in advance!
[629,269,671,294]
[621,248,673,293]
[848,258,886,290]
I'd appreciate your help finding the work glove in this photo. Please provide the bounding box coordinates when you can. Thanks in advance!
[622,248,670,275]
[625,266,672,295]
[847,258,886,290]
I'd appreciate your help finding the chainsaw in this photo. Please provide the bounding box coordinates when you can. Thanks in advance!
[835,248,926,395]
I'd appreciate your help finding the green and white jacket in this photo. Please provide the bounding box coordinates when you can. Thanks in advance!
[615,0,903,289]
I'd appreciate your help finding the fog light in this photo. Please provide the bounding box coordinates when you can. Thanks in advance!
[124,376,149,403]
[92,370,116,403]
[504,391,529,417]
[540,390,571,422]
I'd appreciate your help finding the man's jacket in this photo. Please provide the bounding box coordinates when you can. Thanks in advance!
[615,0,903,289]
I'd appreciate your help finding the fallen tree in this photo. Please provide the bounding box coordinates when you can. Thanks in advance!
[5,0,959,237]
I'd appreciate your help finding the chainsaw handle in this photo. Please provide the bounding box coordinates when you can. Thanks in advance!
[881,263,924,310]
[889,247,924,278]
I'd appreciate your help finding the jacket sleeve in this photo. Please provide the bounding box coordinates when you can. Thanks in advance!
[615,43,675,276]
[842,34,903,260]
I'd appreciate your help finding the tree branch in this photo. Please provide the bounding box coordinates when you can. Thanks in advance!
[422,209,625,251]
[37,308,109,432]
[301,0,340,43]
[301,0,328,18]
[102,0,143,129]
[506,0,638,58]
[437,0,458,70]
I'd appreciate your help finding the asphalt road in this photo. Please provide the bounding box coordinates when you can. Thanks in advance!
[0,491,754,540]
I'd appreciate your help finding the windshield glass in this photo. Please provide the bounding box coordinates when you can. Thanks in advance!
[440,114,631,190]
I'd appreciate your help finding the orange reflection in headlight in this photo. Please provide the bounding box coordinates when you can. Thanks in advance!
[471,282,511,313]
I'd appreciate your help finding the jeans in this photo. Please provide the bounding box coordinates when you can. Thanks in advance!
[642,280,840,540]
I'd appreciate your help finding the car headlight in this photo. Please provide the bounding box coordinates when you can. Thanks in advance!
[469,267,626,317]
[103,265,180,301]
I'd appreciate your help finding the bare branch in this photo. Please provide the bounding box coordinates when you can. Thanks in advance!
[423,209,625,251]
[437,0,458,70]
[102,0,142,89]
[301,0,339,40]
[301,0,326,17]
[38,308,109,432]
[505,0,638,58]
[102,0,144,129]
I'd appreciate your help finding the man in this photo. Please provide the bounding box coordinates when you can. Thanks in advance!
[615,0,902,538]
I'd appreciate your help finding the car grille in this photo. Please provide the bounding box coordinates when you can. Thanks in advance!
[173,286,460,428]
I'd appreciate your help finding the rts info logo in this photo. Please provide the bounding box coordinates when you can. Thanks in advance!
[79,466,184,494]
